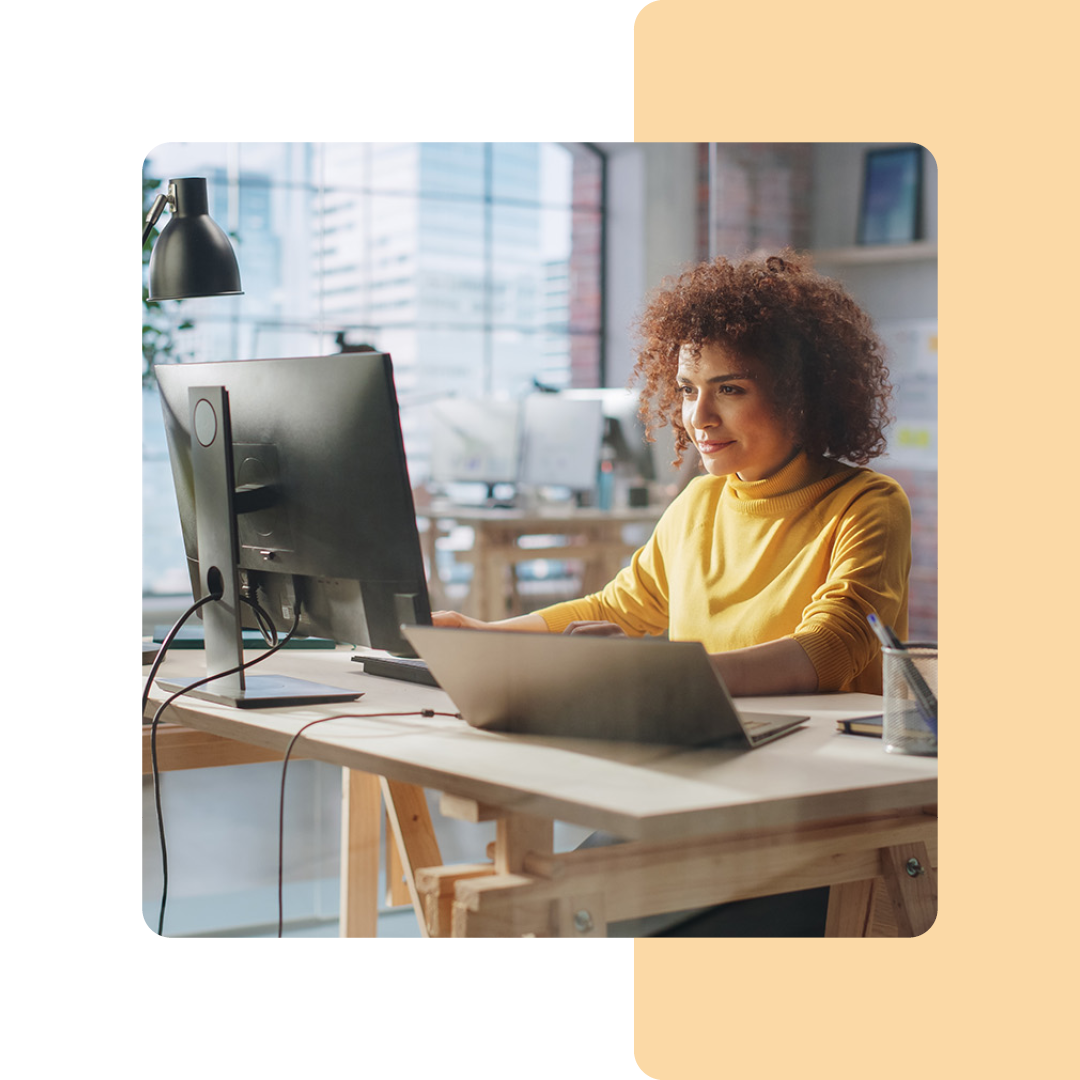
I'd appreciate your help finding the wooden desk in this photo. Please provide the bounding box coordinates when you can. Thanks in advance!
[144,647,937,938]
[419,504,662,620]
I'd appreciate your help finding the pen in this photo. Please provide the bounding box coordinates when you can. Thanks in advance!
[867,613,938,736]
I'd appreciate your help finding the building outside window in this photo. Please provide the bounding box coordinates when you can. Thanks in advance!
[142,142,604,600]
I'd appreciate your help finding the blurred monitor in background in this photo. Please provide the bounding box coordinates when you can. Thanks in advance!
[562,388,656,482]
[518,395,606,496]
[429,397,522,505]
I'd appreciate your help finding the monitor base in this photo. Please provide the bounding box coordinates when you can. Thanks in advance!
[156,674,362,710]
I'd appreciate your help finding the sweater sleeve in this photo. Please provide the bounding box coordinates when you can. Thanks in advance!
[531,514,673,637]
[792,477,912,691]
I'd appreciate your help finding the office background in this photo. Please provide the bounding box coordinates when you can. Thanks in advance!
[142,141,937,936]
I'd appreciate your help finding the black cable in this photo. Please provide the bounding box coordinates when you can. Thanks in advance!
[241,594,279,648]
[143,590,278,732]
[149,607,301,936]
[142,592,220,716]
[142,592,220,938]
[276,708,462,938]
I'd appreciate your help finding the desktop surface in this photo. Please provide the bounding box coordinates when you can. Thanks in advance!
[146,646,936,842]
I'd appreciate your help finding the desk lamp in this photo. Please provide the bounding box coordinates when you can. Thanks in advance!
[142,177,243,300]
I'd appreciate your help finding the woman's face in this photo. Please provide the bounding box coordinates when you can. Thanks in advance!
[677,341,798,481]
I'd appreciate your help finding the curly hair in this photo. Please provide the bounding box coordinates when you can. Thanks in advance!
[630,250,892,467]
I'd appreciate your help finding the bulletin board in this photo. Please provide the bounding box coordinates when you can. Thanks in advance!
[876,317,938,470]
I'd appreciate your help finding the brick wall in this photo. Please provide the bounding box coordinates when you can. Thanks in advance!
[569,149,604,387]
[697,143,813,259]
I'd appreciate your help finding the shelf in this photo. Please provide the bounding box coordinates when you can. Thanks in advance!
[812,241,937,266]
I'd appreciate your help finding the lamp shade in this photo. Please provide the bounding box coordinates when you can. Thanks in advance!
[147,178,243,301]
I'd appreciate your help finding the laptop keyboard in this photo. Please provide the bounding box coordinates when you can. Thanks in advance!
[353,654,440,688]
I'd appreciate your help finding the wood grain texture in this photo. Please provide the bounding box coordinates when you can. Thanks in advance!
[880,841,938,936]
[339,769,381,937]
[142,724,308,773]
[444,811,938,936]
[381,779,444,935]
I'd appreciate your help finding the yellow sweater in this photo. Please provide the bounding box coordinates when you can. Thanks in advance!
[534,452,911,694]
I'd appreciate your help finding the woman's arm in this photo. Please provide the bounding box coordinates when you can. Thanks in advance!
[791,479,912,691]
[431,610,549,632]
[709,637,819,697]
[561,621,819,695]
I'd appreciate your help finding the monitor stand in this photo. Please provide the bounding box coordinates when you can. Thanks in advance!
[155,385,363,710]
[482,482,517,509]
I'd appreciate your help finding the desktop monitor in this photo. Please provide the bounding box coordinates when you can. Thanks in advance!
[517,395,605,493]
[154,353,433,705]
[562,388,657,482]
[428,397,521,488]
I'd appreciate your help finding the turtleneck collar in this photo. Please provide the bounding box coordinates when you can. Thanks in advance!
[721,451,851,514]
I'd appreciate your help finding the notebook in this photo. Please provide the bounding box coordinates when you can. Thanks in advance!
[401,625,808,748]
[836,714,883,737]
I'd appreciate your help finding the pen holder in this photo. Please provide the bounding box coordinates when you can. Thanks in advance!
[882,644,938,756]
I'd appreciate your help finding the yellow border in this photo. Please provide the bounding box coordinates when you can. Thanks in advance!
[634,0,1077,1076]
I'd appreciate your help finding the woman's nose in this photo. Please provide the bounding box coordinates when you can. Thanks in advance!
[690,394,716,430]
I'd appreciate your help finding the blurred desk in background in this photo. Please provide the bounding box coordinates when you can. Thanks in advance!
[419,504,663,621]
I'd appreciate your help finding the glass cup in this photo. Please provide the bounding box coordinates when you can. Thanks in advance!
[882,644,938,756]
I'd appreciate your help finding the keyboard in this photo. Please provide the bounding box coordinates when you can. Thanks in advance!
[353,654,441,688]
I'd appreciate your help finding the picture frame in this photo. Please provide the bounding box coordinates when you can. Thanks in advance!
[857,146,923,244]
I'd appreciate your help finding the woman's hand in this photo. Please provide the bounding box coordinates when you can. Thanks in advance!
[431,610,491,630]
[562,620,627,637]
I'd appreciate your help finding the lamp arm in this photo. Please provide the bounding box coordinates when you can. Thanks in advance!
[142,192,170,247]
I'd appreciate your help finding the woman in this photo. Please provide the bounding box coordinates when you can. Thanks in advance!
[434,250,911,702]
[435,250,911,935]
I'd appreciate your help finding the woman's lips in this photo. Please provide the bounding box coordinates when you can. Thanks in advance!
[696,439,735,454]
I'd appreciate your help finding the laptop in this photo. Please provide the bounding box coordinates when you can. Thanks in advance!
[401,626,808,749]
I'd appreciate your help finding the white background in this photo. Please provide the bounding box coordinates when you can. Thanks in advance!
[7,3,646,1078]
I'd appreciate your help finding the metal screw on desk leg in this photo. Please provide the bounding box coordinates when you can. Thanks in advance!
[573,910,594,934]
[906,857,926,877]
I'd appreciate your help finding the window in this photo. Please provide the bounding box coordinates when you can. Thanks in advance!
[142,142,604,597]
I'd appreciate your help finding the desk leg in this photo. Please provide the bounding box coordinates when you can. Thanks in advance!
[495,812,553,874]
[826,842,938,937]
[380,779,444,937]
[340,769,381,937]
[825,879,880,937]
[448,812,556,937]
[415,864,496,937]
[384,813,412,908]
[582,524,622,595]
[880,841,938,937]
[477,557,511,621]
[418,516,448,613]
